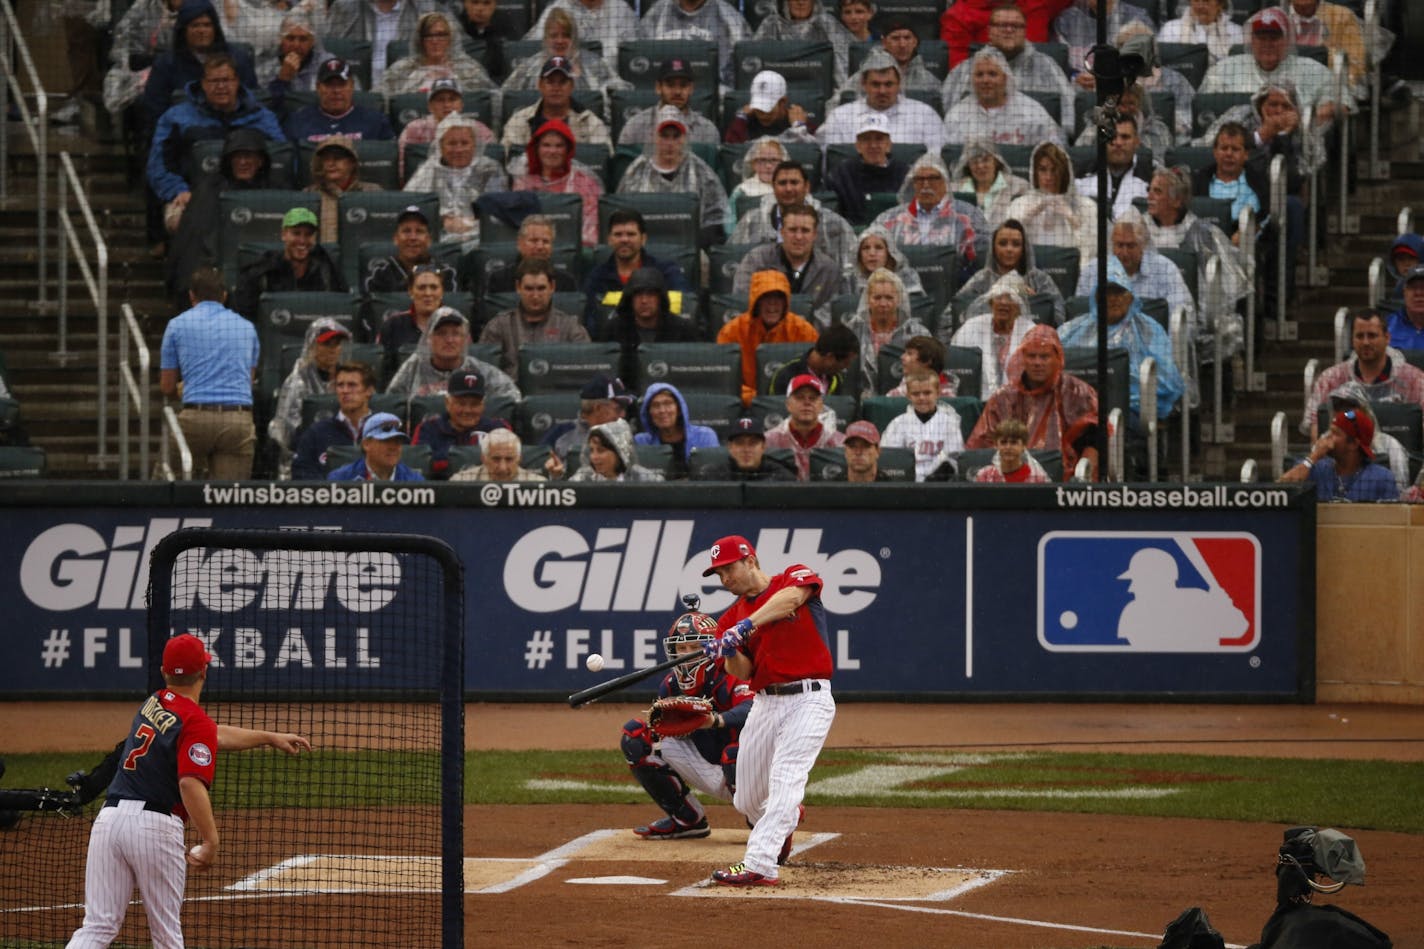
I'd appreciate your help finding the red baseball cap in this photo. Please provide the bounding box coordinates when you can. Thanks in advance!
[1332,410,1375,459]
[703,535,756,576]
[786,373,826,396]
[162,634,212,676]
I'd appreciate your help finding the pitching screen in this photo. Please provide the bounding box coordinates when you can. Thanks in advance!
[0,529,464,949]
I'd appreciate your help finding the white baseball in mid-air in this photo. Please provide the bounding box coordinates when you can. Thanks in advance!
[586,654,605,672]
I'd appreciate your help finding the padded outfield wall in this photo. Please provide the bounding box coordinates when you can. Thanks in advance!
[0,481,1313,701]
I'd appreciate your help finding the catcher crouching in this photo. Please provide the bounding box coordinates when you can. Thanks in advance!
[621,609,753,839]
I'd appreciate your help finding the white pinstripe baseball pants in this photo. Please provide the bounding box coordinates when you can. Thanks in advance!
[67,800,188,949]
[731,683,835,878]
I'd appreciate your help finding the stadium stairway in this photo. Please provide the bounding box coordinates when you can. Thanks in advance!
[2,96,1422,481]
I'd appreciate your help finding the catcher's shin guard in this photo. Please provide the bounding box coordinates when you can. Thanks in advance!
[720,742,738,795]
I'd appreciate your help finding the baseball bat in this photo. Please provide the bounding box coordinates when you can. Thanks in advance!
[567,652,700,708]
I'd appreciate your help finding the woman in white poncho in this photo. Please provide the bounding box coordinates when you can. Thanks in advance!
[950,138,1030,230]
[1159,0,1242,65]
[1004,141,1099,269]
[950,272,1037,399]
[404,113,508,247]
[839,225,925,299]
[380,10,497,96]
[268,317,350,477]
[842,268,931,398]
[952,218,1066,327]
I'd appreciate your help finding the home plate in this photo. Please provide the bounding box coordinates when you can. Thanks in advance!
[571,828,751,863]
[567,876,668,885]
[677,863,1009,900]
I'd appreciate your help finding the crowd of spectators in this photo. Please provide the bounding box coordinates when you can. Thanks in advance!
[66,0,1412,494]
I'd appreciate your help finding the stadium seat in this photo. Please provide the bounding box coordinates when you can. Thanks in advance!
[598,192,701,253]
[218,190,320,285]
[477,191,584,249]
[679,392,750,437]
[387,89,496,134]
[808,445,916,481]
[1188,196,1237,235]
[1063,347,1130,420]
[824,142,927,179]
[517,342,621,394]
[1164,145,1215,174]
[515,392,581,442]
[1158,248,1200,303]
[0,445,46,478]
[256,291,359,401]
[564,441,674,476]
[298,137,400,190]
[1033,244,1082,302]
[716,138,823,195]
[955,446,1064,481]
[617,39,720,90]
[899,244,958,313]
[732,39,837,99]
[706,243,759,296]
[316,37,372,88]
[480,291,587,330]
[1191,92,1252,139]
[184,138,298,189]
[1158,42,1210,90]
[633,343,741,397]
[446,441,551,476]
[944,345,983,402]
[338,191,439,289]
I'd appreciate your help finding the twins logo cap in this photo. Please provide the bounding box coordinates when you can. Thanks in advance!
[448,369,485,396]
[703,535,756,576]
[317,57,353,83]
[729,415,765,438]
[162,634,212,676]
[541,55,574,79]
[1251,7,1289,34]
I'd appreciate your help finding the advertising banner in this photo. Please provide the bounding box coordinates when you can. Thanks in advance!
[0,485,1312,698]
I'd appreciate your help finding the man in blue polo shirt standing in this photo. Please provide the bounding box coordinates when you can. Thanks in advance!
[160,266,261,480]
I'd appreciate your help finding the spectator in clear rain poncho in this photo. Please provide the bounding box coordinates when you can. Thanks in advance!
[616,106,729,249]
[526,0,639,75]
[731,159,857,271]
[940,2,1074,139]
[726,137,789,236]
[262,14,344,110]
[102,0,183,115]
[404,113,508,248]
[966,323,1100,479]
[1005,141,1099,269]
[380,10,498,97]
[835,17,940,99]
[214,0,321,87]
[1073,82,1173,157]
[1322,379,1413,494]
[499,55,612,152]
[1199,8,1339,126]
[637,0,751,89]
[869,153,988,284]
[842,268,931,399]
[1159,0,1242,65]
[566,418,666,482]
[1059,255,1186,434]
[1285,0,1385,103]
[397,78,498,180]
[618,57,722,147]
[322,0,428,86]
[1051,0,1152,84]
[386,308,522,403]
[950,272,1038,399]
[1195,80,1326,179]
[512,118,606,247]
[950,138,1030,231]
[840,225,925,299]
[501,8,626,107]
[1076,209,1197,348]
[268,318,352,477]
[942,47,1064,148]
[817,49,947,149]
[753,0,856,86]
[953,218,1066,327]
[1144,165,1249,354]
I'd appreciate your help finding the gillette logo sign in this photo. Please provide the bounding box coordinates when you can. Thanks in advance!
[21,520,401,614]
[503,521,882,614]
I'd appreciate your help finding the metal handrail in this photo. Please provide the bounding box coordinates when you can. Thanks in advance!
[1240,458,1258,483]
[118,304,151,480]
[1333,306,1349,364]
[1204,255,1224,438]
[1399,208,1414,236]
[1073,456,1092,482]
[0,0,49,311]
[1364,0,1386,179]
[57,152,110,464]
[1303,358,1319,437]
[1333,50,1352,238]
[160,405,192,481]
[1170,305,1191,481]
[1139,356,1158,483]
[1108,407,1123,482]
[1367,256,1385,308]
[1304,105,1321,288]
[1239,206,1260,389]
[1270,154,1289,335]
[1271,411,1288,479]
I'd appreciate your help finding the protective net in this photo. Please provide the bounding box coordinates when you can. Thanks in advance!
[0,529,464,949]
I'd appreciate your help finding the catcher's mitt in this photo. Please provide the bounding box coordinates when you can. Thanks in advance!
[649,696,716,738]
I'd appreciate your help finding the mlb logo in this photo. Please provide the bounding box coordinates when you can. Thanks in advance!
[1037,531,1260,653]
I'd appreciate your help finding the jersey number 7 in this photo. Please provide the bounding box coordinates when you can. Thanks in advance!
[123,724,157,771]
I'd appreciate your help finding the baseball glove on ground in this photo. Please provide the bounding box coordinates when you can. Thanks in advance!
[649,696,716,738]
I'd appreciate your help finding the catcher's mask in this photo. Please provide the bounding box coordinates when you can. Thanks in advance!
[664,611,718,691]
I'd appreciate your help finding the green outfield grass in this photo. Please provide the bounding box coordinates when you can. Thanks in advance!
[5,750,1422,834]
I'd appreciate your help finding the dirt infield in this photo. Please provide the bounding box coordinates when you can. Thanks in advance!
[7,701,1423,948]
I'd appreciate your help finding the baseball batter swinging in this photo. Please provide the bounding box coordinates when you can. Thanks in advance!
[66,635,310,949]
[621,607,754,839]
[701,534,835,886]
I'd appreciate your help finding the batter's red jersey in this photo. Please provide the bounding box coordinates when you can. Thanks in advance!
[718,564,833,693]
[105,689,218,821]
